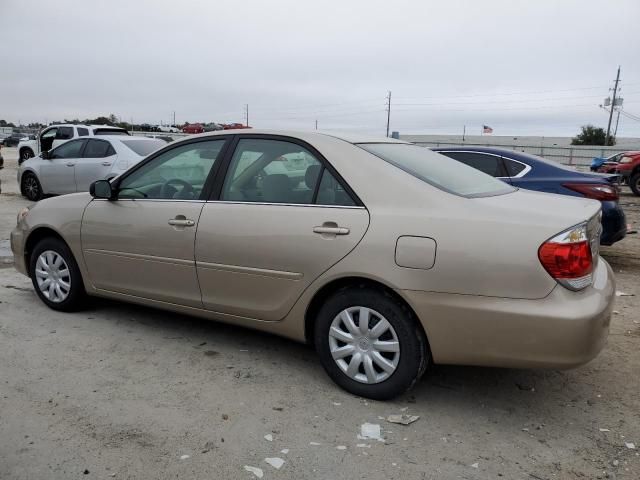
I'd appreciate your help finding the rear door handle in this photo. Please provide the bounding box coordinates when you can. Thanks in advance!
[66,163,75,167]
[168,219,195,227]
[313,226,350,235]
[101,161,112,166]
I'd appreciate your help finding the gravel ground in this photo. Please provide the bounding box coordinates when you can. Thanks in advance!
[1,147,639,479]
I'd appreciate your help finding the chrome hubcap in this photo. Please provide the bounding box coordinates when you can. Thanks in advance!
[328,306,400,384]
[35,251,71,303]
[25,177,38,198]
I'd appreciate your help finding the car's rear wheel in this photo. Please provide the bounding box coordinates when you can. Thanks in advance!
[21,172,43,201]
[29,237,86,311]
[19,148,34,162]
[314,286,429,400]
[630,172,640,196]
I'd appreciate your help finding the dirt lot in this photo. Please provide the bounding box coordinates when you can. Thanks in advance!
[0,147,639,479]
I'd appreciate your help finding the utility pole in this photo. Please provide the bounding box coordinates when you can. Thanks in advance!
[462,125,466,142]
[245,104,249,127]
[386,91,392,137]
[173,111,176,126]
[605,66,621,146]
[315,119,318,130]
[613,109,621,137]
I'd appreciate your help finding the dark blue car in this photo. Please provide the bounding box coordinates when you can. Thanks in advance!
[432,147,626,245]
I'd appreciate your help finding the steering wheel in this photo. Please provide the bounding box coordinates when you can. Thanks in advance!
[159,178,194,199]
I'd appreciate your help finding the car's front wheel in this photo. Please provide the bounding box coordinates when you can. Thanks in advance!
[29,237,86,311]
[21,172,43,201]
[314,286,429,400]
[629,171,640,196]
[19,148,34,163]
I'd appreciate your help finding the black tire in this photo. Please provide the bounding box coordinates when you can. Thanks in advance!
[19,148,34,163]
[314,286,429,400]
[630,172,640,196]
[29,237,86,312]
[21,172,43,201]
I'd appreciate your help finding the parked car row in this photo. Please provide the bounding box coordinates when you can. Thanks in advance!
[11,130,616,399]
[2,131,34,147]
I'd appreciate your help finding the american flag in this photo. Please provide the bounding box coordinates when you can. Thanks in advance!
[482,125,493,134]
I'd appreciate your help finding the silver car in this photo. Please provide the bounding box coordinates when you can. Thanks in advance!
[18,136,165,200]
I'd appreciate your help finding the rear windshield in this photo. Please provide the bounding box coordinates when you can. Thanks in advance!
[94,128,130,136]
[359,143,515,197]
[120,139,165,156]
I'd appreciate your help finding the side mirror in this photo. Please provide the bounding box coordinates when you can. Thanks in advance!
[41,150,50,159]
[90,180,114,200]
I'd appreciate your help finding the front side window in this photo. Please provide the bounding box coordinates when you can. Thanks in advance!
[83,139,115,158]
[359,144,514,198]
[56,126,74,140]
[50,139,86,159]
[222,139,330,204]
[118,139,226,200]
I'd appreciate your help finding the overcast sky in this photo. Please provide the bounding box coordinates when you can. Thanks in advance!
[1,0,639,137]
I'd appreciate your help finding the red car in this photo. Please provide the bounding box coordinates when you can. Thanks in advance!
[603,151,640,196]
[222,123,251,130]
[182,123,205,134]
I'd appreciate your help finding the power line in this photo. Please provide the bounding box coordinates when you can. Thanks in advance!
[386,91,392,137]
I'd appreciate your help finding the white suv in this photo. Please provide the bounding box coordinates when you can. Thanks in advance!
[17,124,129,164]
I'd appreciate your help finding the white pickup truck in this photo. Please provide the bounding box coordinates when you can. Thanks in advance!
[17,124,129,164]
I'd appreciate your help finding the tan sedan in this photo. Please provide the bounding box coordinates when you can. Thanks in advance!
[11,131,615,399]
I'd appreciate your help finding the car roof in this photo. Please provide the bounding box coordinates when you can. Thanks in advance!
[170,129,409,145]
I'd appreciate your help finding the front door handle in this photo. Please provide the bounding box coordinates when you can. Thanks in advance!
[313,226,350,235]
[168,218,195,227]
[66,163,75,167]
[101,161,112,166]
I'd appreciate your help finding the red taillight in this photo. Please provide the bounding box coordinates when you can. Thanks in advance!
[539,241,592,278]
[563,183,618,201]
[538,223,594,291]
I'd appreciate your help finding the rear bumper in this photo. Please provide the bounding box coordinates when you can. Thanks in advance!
[401,259,615,369]
[600,201,626,245]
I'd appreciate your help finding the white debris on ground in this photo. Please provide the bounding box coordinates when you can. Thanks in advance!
[356,444,370,448]
[471,462,479,468]
[332,402,341,406]
[616,290,634,297]
[264,434,273,442]
[358,423,384,442]
[599,428,610,432]
[309,442,321,446]
[244,466,264,478]
[280,448,289,454]
[179,455,190,460]
[386,414,420,425]
[625,442,636,449]
[265,457,285,469]
[336,445,347,450]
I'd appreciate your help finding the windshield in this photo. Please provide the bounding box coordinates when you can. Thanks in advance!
[120,139,165,156]
[359,143,515,197]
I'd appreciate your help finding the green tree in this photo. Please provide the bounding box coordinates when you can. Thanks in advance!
[571,125,615,146]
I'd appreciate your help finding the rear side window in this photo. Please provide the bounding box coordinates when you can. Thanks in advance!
[77,127,89,136]
[359,144,514,198]
[83,139,115,158]
[440,152,506,177]
[503,158,527,177]
[55,126,74,140]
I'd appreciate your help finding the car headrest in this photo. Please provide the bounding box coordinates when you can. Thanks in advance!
[263,174,291,202]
